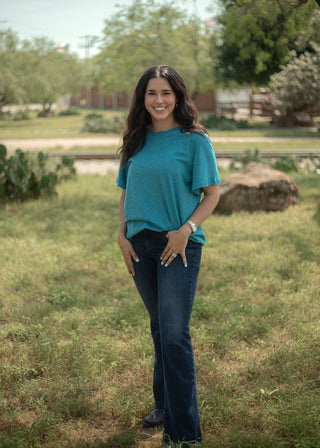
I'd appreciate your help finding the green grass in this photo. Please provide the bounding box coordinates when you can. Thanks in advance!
[0,109,125,139]
[37,141,320,156]
[209,128,320,138]
[213,140,320,153]
[1,170,320,447]
[1,108,319,140]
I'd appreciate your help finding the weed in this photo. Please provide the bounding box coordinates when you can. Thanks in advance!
[82,113,126,134]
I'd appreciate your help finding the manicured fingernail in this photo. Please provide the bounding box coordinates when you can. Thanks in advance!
[164,263,168,268]
[185,264,188,268]
[132,273,135,277]
[160,256,162,260]
[135,258,140,262]
[161,261,164,266]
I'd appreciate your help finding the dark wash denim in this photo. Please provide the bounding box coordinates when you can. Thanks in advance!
[131,229,202,445]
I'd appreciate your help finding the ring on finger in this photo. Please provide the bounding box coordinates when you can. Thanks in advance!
[171,252,177,258]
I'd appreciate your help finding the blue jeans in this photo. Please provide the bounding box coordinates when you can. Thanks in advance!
[131,230,202,445]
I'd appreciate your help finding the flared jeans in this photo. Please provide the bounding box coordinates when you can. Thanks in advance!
[131,229,202,445]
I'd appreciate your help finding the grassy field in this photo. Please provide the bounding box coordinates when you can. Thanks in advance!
[0,110,125,139]
[0,168,320,447]
[0,108,319,140]
[1,109,319,160]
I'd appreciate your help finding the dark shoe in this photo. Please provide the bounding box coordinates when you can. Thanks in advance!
[143,409,164,427]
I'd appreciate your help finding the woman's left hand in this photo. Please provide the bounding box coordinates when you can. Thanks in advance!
[161,224,191,268]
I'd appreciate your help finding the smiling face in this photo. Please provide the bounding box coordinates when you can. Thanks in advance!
[144,76,178,131]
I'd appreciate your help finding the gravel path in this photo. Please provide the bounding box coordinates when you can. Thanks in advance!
[74,159,120,174]
[1,135,319,152]
[0,136,122,151]
[1,135,319,174]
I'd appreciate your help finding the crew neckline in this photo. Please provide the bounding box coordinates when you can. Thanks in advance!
[147,125,181,134]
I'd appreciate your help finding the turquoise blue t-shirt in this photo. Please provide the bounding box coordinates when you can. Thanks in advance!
[116,126,220,245]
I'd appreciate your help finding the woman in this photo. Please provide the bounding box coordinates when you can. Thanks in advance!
[117,65,220,447]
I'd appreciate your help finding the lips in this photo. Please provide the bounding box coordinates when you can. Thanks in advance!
[154,107,166,111]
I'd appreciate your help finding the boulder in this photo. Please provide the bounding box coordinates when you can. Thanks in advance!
[215,162,299,213]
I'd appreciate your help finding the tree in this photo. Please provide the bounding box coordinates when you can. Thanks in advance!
[94,0,213,98]
[0,30,82,113]
[270,45,320,125]
[0,30,25,109]
[212,0,320,86]
[21,38,82,113]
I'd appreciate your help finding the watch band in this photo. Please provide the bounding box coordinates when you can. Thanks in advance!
[187,219,197,233]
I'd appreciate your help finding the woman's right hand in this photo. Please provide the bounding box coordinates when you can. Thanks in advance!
[117,233,139,276]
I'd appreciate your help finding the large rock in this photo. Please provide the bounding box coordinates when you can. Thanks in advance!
[215,162,299,213]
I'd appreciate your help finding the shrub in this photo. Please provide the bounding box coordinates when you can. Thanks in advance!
[307,154,320,175]
[270,45,320,126]
[0,145,76,203]
[58,108,81,116]
[199,114,249,130]
[0,110,30,121]
[11,109,30,121]
[82,113,126,133]
[230,148,262,171]
[229,149,318,175]
[37,110,55,118]
[270,156,300,173]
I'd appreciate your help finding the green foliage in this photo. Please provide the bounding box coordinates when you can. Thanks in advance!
[82,112,126,134]
[0,144,76,203]
[271,155,300,173]
[1,323,42,341]
[0,109,30,121]
[37,110,55,118]
[58,107,81,116]
[199,113,249,130]
[229,148,262,170]
[229,149,320,175]
[308,153,320,174]
[213,0,320,85]
[0,29,23,109]
[270,45,320,123]
[95,0,214,96]
[0,30,82,112]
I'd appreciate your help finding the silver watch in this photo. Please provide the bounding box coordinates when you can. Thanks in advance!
[187,219,198,233]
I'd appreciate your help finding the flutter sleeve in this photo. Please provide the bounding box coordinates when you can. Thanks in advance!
[116,157,129,190]
[192,134,220,195]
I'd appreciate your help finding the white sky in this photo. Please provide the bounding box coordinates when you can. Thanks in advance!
[0,0,218,58]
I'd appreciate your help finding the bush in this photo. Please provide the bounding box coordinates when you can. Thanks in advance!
[270,45,320,126]
[82,113,126,133]
[307,154,320,175]
[230,149,262,171]
[199,114,249,130]
[58,108,81,116]
[270,156,300,173]
[229,149,320,175]
[37,109,55,118]
[0,110,30,121]
[0,145,76,203]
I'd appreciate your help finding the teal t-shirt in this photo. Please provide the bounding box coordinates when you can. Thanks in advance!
[116,126,220,245]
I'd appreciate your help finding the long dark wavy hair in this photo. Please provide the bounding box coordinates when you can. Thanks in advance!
[119,65,207,167]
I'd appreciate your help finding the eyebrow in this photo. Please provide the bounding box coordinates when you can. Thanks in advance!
[146,88,173,92]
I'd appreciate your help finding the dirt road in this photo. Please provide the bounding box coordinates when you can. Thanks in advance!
[1,135,319,152]
[1,135,319,174]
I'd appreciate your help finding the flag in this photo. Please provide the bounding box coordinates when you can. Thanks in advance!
[58,43,69,51]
